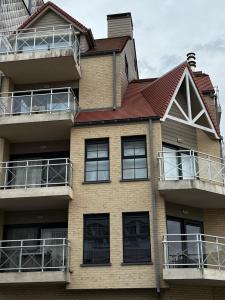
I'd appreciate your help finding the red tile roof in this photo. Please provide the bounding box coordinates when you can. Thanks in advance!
[84,36,130,55]
[194,71,214,93]
[76,62,220,137]
[18,1,89,32]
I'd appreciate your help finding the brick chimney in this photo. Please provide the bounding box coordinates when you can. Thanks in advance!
[107,13,133,38]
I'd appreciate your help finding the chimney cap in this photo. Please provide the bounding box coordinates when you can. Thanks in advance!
[107,12,132,20]
[187,52,196,70]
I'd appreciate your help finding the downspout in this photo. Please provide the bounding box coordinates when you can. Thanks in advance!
[112,51,117,110]
[148,119,161,297]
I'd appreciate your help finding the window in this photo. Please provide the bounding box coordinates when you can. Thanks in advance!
[125,55,129,79]
[123,212,151,263]
[122,136,148,180]
[85,139,109,182]
[83,214,110,265]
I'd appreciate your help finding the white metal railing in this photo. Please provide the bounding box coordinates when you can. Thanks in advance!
[163,234,225,270]
[158,150,225,185]
[0,158,72,189]
[0,238,70,272]
[0,25,80,65]
[0,87,77,116]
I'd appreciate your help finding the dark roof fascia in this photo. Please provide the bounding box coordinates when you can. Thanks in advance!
[75,116,160,126]
[81,49,122,57]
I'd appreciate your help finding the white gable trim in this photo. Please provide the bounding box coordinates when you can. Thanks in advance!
[162,67,219,139]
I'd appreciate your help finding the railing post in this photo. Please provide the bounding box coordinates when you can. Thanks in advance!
[52,27,55,49]
[19,240,23,272]
[198,234,204,269]
[62,238,65,271]
[65,159,68,186]
[25,161,29,188]
[34,28,36,50]
[216,237,220,270]
[67,88,70,112]
[46,159,49,187]
[10,94,13,115]
[30,90,33,114]
[15,31,18,52]
[163,235,169,269]
[50,89,53,113]
[4,162,8,189]
[41,239,45,272]
[208,156,212,181]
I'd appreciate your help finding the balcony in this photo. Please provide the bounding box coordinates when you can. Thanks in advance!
[0,25,80,84]
[0,88,77,142]
[163,234,225,285]
[158,150,225,208]
[0,238,70,284]
[0,158,73,210]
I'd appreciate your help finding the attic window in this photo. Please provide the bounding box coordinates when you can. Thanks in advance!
[125,55,129,80]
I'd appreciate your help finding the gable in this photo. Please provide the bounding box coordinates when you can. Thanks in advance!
[30,9,69,28]
[162,68,219,139]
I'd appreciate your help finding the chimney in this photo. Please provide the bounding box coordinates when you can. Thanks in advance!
[187,52,196,71]
[107,13,133,38]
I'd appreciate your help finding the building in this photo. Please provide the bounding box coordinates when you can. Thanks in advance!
[0,1,224,299]
[0,0,43,31]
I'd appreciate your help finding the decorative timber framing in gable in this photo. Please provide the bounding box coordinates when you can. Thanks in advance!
[162,67,219,139]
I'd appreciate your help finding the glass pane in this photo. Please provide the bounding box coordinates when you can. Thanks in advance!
[181,153,194,179]
[98,170,109,181]
[135,158,146,169]
[123,169,135,180]
[123,159,134,169]
[135,168,147,179]
[185,224,201,266]
[86,161,97,172]
[163,146,179,180]
[86,171,97,182]
[134,141,145,156]
[98,161,109,171]
[123,142,135,156]
[167,219,182,266]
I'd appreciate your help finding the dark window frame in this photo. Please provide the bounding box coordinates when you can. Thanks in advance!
[83,213,110,265]
[84,138,110,182]
[122,212,151,264]
[121,136,148,180]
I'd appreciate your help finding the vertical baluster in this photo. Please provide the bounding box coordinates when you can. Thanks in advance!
[46,159,49,187]
[67,88,70,112]
[19,240,23,272]
[65,159,68,186]
[34,28,36,50]
[62,238,65,271]
[164,235,168,269]
[10,93,13,115]
[197,234,201,269]
[30,90,33,114]
[25,161,29,188]
[4,162,8,189]
[50,89,53,113]
[41,239,45,272]
[15,31,18,52]
[217,237,220,270]
[208,156,212,181]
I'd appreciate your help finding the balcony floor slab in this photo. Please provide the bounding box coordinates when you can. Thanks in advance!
[163,268,225,286]
[159,179,225,208]
[0,186,73,210]
[0,271,70,284]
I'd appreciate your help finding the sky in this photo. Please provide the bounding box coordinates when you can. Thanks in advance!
[51,0,225,136]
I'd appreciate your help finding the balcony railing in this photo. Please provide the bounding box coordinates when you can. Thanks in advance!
[163,234,225,271]
[0,238,70,272]
[0,87,77,117]
[158,150,225,186]
[0,25,80,64]
[0,158,72,189]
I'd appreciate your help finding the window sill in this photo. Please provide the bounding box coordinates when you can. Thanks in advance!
[120,178,150,183]
[82,180,111,184]
[80,263,112,267]
[121,262,153,266]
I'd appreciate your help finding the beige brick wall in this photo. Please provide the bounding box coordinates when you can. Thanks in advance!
[79,55,120,110]
[196,129,221,157]
[0,286,159,300]
[68,121,166,289]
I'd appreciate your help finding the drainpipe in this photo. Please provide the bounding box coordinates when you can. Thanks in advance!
[112,51,117,110]
[148,119,161,297]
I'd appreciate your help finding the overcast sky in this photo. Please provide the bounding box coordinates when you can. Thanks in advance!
[51,0,225,136]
